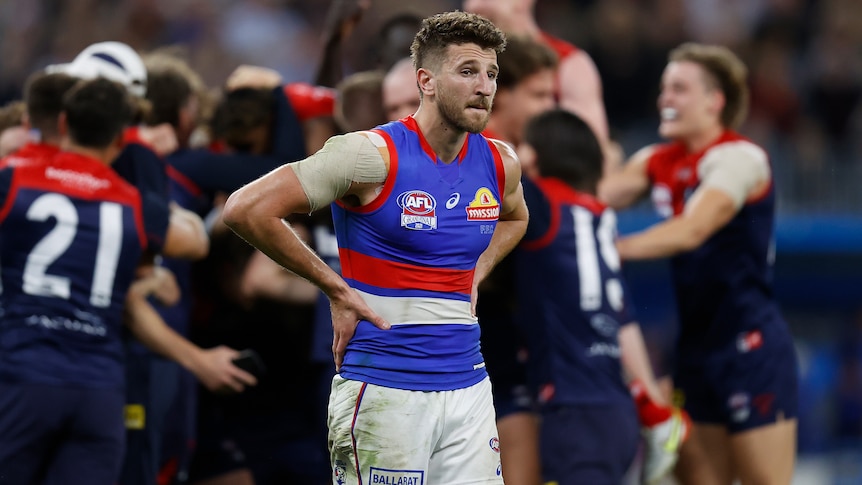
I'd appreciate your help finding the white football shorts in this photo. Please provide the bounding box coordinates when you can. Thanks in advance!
[328,375,503,485]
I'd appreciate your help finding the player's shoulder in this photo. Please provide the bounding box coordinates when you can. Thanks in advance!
[485,137,519,169]
[704,137,768,164]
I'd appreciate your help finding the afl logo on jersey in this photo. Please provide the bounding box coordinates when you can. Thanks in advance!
[397,190,437,230]
[466,187,500,221]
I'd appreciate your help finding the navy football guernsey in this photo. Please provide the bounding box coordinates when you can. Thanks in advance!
[0,152,146,389]
[516,177,634,406]
[333,116,506,391]
[646,131,785,356]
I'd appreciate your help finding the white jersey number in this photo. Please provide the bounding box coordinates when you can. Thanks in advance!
[23,193,124,307]
[571,206,623,312]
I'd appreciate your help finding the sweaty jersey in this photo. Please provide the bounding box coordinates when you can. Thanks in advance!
[516,177,633,406]
[333,116,506,391]
[0,152,146,389]
[646,131,783,355]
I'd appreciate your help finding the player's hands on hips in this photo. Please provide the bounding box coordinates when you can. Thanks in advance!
[193,345,258,393]
[330,288,390,371]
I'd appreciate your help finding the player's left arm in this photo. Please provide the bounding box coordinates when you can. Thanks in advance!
[617,143,770,260]
[472,140,529,315]
[124,268,257,393]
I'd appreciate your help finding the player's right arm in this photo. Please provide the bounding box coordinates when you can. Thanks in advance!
[598,144,655,210]
[222,131,390,370]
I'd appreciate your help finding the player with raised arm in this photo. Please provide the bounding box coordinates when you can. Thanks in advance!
[223,11,528,484]
[600,43,798,485]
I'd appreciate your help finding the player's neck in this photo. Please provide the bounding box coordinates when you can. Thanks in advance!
[683,124,725,154]
[412,105,468,164]
[484,117,515,145]
[61,140,120,166]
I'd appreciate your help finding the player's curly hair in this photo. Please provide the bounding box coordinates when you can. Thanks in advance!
[670,43,749,129]
[410,11,506,72]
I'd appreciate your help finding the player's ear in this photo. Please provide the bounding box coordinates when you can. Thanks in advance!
[708,89,725,119]
[417,67,435,97]
[57,111,68,138]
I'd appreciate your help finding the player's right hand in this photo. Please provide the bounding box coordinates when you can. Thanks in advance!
[330,288,390,371]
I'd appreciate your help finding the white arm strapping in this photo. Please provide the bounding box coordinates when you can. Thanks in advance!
[288,132,387,212]
[696,141,770,209]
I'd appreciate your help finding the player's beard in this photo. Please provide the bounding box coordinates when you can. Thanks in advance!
[436,84,492,134]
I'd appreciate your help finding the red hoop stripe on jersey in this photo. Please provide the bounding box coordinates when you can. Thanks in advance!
[339,248,474,295]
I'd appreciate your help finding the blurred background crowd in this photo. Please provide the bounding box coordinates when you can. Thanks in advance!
[0,0,860,483]
[2,0,861,212]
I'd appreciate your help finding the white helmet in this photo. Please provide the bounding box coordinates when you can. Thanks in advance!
[46,41,147,97]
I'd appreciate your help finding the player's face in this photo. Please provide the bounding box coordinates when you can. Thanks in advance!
[657,61,722,140]
[383,67,421,121]
[501,68,555,144]
[434,43,499,134]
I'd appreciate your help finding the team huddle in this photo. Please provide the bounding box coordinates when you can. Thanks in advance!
[0,2,797,485]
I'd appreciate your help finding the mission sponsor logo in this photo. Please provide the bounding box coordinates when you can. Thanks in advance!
[397,190,437,230]
[369,467,424,485]
[465,187,500,221]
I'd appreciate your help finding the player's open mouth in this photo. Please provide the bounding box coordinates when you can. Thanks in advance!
[660,107,679,121]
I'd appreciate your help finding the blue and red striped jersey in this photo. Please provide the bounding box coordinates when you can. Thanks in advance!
[333,116,506,390]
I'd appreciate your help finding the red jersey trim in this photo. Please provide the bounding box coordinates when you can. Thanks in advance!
[166,164,202,198]
[0,170,21,225]
[485,139,506,207]
[521,177,605,251]
[335,130,399,214]
[402,116,470,164]
[339,248,474,295]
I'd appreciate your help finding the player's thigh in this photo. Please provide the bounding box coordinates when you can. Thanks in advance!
[495,411,541,485]
[675,422,733,485]
[540,404,638,485]
[43,388,126,485]
[730,418,796,485]
[328,376,438,484]
[430,378,503,485]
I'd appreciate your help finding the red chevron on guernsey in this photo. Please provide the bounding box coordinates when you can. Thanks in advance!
[339,248,474,294]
